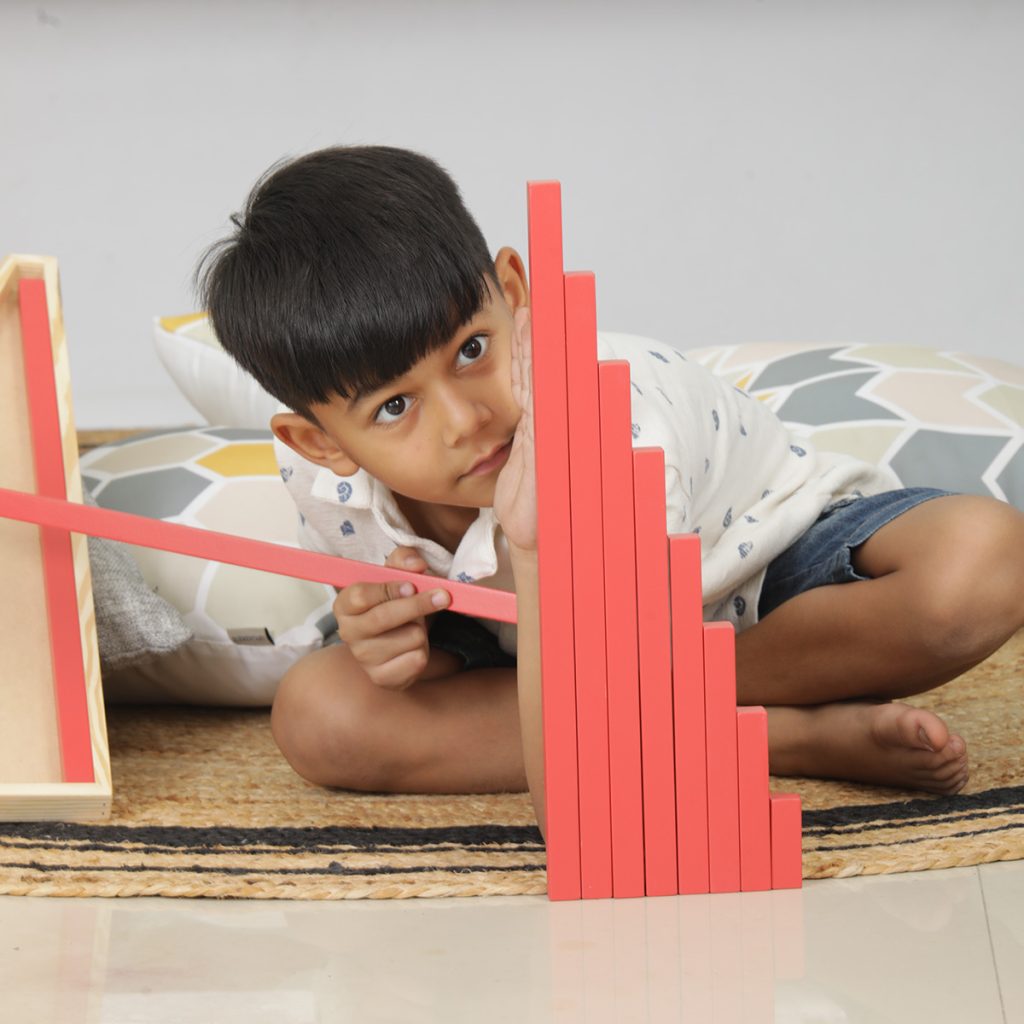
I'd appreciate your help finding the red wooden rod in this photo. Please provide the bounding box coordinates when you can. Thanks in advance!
[599,361,644,899]
[527,179,581,900]
[0,487,518,624]
[19,277,94,784]
[565,270,612,900]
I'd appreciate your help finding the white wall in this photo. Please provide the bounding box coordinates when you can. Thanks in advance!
[2,0,1021,428]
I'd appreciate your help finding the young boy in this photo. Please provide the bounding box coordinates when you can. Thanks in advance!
[198,145,1024,836]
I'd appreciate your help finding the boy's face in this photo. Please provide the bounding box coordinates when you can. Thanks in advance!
[274,247,528,523]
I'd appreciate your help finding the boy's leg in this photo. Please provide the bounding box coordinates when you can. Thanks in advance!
[736,494,1024,707]
[271,643,526,794]
[737,493,1024,792]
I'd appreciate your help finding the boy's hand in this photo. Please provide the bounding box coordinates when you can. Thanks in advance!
[494,307,537,552]
[333,545,451,690]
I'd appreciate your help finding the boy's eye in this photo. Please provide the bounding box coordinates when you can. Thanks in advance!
[374,395,409,425]
[456,334,489,366]
[371,335,488,425]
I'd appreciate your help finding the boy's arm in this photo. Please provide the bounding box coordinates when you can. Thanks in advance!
[494,308,546,836]
[509,544,544,836]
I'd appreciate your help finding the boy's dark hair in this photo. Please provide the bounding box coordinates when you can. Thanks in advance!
[195,146,496,422]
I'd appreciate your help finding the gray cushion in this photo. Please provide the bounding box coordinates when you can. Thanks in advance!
[84,491,193,670]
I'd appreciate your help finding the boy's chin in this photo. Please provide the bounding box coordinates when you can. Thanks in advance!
[396,488,488,513]
[446,477,498,509]
[449,495,493,511]
[394,476,498,515]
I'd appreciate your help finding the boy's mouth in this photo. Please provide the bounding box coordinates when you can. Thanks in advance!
[465,440,513,477]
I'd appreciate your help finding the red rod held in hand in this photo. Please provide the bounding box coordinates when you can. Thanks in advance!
[0,487,518,625]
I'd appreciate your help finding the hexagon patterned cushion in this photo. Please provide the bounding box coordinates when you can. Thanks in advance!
[80,428,335,706]
[682,341,1023,509]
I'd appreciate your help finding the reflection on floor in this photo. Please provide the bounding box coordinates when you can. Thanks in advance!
[3,860,1022,1023]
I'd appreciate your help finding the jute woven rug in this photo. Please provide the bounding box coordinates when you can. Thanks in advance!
[1,631,1021,900]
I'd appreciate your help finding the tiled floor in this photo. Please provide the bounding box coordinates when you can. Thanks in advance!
[3,860,1021,1022]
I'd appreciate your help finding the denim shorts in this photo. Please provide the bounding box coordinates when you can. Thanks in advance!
[757,487,954,619]
[429,610,518,670]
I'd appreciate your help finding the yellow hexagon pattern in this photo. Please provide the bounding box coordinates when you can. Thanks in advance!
[197,443,279,477]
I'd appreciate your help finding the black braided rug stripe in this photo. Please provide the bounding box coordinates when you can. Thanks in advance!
[2,783,1023,896]
[0,823,544,877]
[803,785,1024,830]
[0,817,550,898]
[3,783,1022,856]
[0,821,543,852]
[799,785,1024,866]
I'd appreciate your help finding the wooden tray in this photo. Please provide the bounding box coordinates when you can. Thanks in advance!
[0,254,111,821]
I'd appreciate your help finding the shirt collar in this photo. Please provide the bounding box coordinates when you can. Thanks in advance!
[308,464,502,580]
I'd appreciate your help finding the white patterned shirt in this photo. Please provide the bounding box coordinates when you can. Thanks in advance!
[274,331,898,655]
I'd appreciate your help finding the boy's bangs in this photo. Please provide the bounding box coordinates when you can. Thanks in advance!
[318,253,493,405]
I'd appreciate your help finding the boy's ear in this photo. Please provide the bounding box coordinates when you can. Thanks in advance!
[271,412,360,477]
[493,246,529,311]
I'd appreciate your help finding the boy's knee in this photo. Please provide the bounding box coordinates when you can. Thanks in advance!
[915,498,1024,657]
[270,648,395,791]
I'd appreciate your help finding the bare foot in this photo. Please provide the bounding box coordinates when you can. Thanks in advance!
[767,701,969,794]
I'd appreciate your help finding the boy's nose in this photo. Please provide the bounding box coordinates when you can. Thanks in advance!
[438,387,492,447]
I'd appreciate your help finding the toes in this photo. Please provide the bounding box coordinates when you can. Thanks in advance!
[907,711,962,761]
[885,706,951,754]
[922,768,968,796]
[931,735,968,771]
[913,713,951,754]
[932,756,969,783]
[929,757,970,794]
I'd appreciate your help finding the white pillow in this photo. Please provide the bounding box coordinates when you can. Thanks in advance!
[153,314,279,429]
[81,427,336,706]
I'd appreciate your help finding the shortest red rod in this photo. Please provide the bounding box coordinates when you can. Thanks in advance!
[0,487,518,625]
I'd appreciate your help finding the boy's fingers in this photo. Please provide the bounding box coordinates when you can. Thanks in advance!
[368,648,431,690]
[385,545,427,571]
[335,582,387,616]
[514,305,531,339]
[350,616,438,689]
[335,582,402,619]
[337,581,450,624]
[380,546,431,601]
[382,579,451,614]
[355,618,430,667]
[510,307,533,413]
